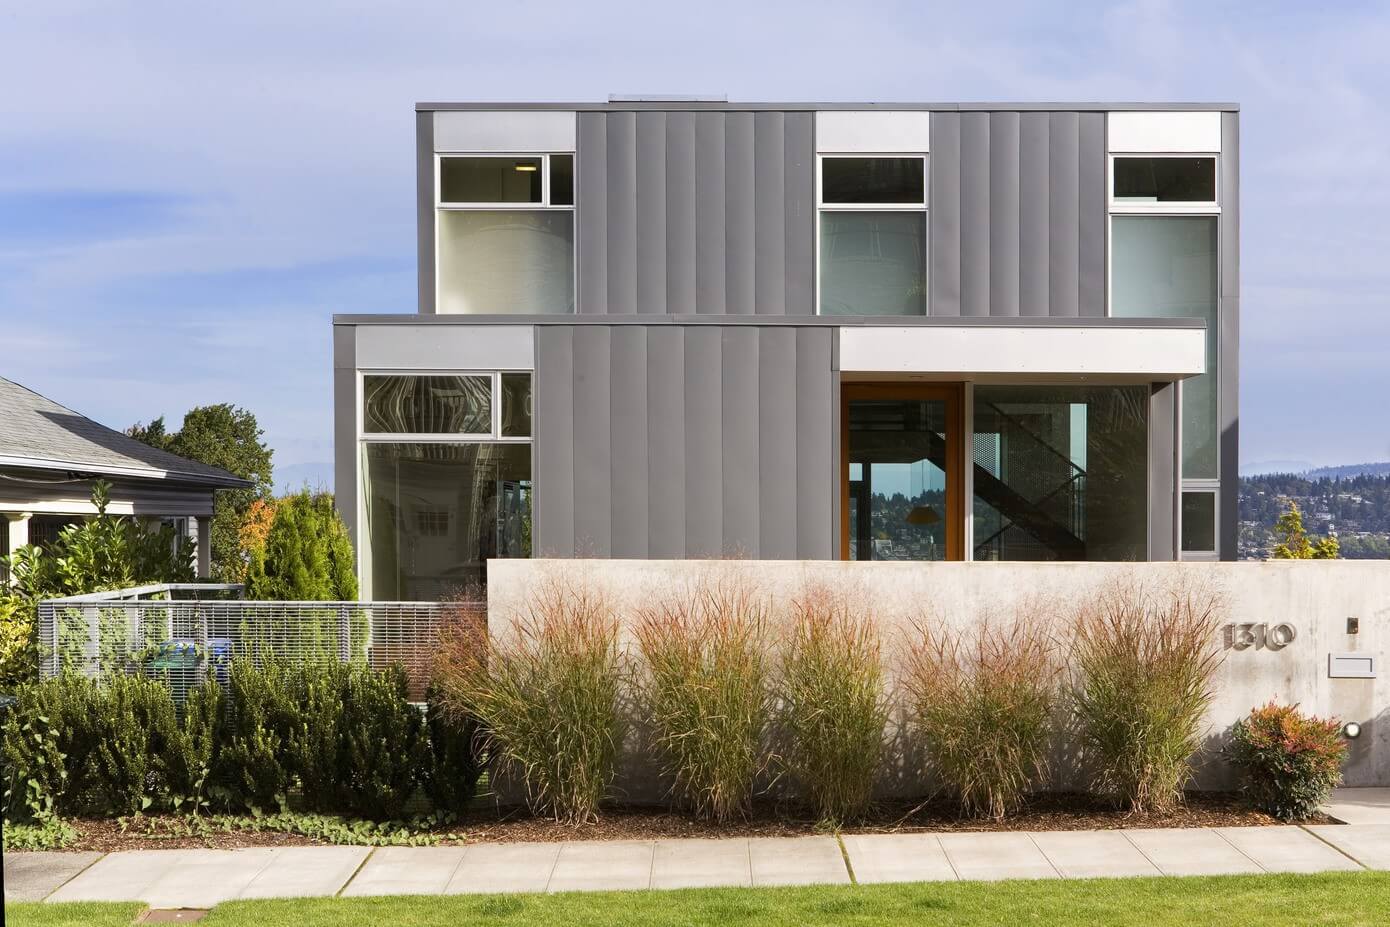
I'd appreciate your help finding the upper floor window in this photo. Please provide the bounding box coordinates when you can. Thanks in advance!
[1111,156,1217,210]
[818,155,928,316]
[436,154,575,314]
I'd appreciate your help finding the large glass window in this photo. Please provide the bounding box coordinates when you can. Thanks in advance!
[846,396,950,561]
[1181,490,1217,554]
[360,372,532,599]
[972,385,1148,561]
[437,153,574,314]
[362,443,531,599]
[1111,216,1218,479]
[819,156,928,316]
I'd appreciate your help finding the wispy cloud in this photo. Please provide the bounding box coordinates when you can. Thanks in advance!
[0,1,1387,469]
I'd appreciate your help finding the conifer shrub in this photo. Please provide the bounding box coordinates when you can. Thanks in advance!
[245,490,357,601]
[1228,702,1347,821]
[423,683,483,817]
[215,658,298,812]
[336,663,426,820]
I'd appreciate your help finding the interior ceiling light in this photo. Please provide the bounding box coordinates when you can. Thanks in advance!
[514,163,539,172]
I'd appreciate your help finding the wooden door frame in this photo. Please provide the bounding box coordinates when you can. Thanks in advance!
[840,382,965,561]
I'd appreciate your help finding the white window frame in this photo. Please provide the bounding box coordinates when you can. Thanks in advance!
[1108,153,1221,215]
[815,153,930,316]
[434,151,577,315]
[1179,485,1220,560]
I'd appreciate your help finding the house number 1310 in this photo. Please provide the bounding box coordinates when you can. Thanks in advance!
[1224,623,1297,651]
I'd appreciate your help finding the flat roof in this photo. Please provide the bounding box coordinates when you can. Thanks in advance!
[417,101,1239,113]
[334,314,1207,329]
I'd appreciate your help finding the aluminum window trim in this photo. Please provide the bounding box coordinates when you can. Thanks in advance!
[1108,153,1221,215]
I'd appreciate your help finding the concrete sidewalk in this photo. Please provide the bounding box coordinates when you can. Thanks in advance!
[7,789,1389,908]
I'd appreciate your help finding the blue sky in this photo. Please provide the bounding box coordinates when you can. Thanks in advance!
[2,1,1387,486]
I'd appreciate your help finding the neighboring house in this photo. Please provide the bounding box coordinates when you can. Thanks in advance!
[0,377,250,579]
[335,100,1237,600]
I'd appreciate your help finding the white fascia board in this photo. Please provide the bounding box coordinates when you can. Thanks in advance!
[1109,111,1221,153]
[434,111,576,152]
[839,326,1205,379]
[354,324,535,371]
[817,111,931,152]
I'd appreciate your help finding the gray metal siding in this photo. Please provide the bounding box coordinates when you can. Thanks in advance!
[575,111,814,315]
[534,325,835,559]
[416,113,435,314]
[1219,112,1241,559]
[932,111,1105,318]
[1148,381,1178,561]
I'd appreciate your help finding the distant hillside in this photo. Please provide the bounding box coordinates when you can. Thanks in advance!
[1240,471,1390,559]
[1304,462,1390,480]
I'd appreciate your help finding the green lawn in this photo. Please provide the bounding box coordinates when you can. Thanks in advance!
[2,901,144,927]
[7,872,1390,927]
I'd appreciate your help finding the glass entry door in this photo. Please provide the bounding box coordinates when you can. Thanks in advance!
[841,384,963,561]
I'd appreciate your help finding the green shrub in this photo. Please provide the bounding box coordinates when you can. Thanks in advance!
[287,659,351,812]
[906,616,1057,820]
[437,576,623,824]
[162,678,223,815]
[337,663,426,820]
[635,575,771,821]
[1228,702,1347,821]
[0,596,38,690]
[90,673,177,814]
[422,684,483,816]
[778,587,887,824]
[1070,580,1224,813]
[215,659,297,812]
[246,491,357,600]
[1,685,67,824]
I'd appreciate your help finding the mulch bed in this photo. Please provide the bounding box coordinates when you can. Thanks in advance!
[59,792,1339,853]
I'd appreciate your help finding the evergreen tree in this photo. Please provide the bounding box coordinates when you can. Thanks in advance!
[245,491,357,600]
[1271,501,1339,560]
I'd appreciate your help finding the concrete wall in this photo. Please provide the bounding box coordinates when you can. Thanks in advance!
[488,559,1389,795]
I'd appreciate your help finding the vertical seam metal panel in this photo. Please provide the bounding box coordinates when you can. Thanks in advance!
[646,326,686,557]
[1018,112,1051,317]
[570,326,612,555]
[724,113,757,315]
[683,326,723,553]
[988,111,1021,317]
[1148,381,1177,560]
[929,112,962,316]
[796,327,835,558]
[960,112,991,317]
[1047,112,1080,317]
[754,113,787,315]
[576,113,608,314]
[534,326,575,555]
[1077,112,1107,317]
[416,113,436,313]
[608,326,649,556]
[636,112,668,314]
[695,113,727,315]
[720,327,760,553]
[758,327,799,557]
[606,113,638,315]
[784,112,816,315]
[665,112,698,316]
[1219,111,1240,559]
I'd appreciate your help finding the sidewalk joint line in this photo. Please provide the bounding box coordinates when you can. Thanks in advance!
[646,839,657,890]
[443,843,471,892]
[337,846,377,897]
[1119,829,1165,875]
[543,841,563,893]
[1211,827,1266,872]
[836,832,857,885]
[1026,832,1064,879]
[1300,824,1371,871]
[938,835,963,881]
[39,850,108,901]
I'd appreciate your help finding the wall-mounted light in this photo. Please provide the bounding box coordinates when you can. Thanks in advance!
[1347,617,1360,634]
[1344,721,1362,739]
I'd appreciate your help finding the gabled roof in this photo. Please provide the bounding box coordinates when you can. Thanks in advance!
[0,377,251,488]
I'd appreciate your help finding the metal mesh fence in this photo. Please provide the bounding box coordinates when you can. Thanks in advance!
[37,585,479,702]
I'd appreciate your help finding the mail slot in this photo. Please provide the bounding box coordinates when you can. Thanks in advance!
[1329,653,1377,679]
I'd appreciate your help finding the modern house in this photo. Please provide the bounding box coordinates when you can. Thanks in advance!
[334,100,1238,600]
[0,376,250,578]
